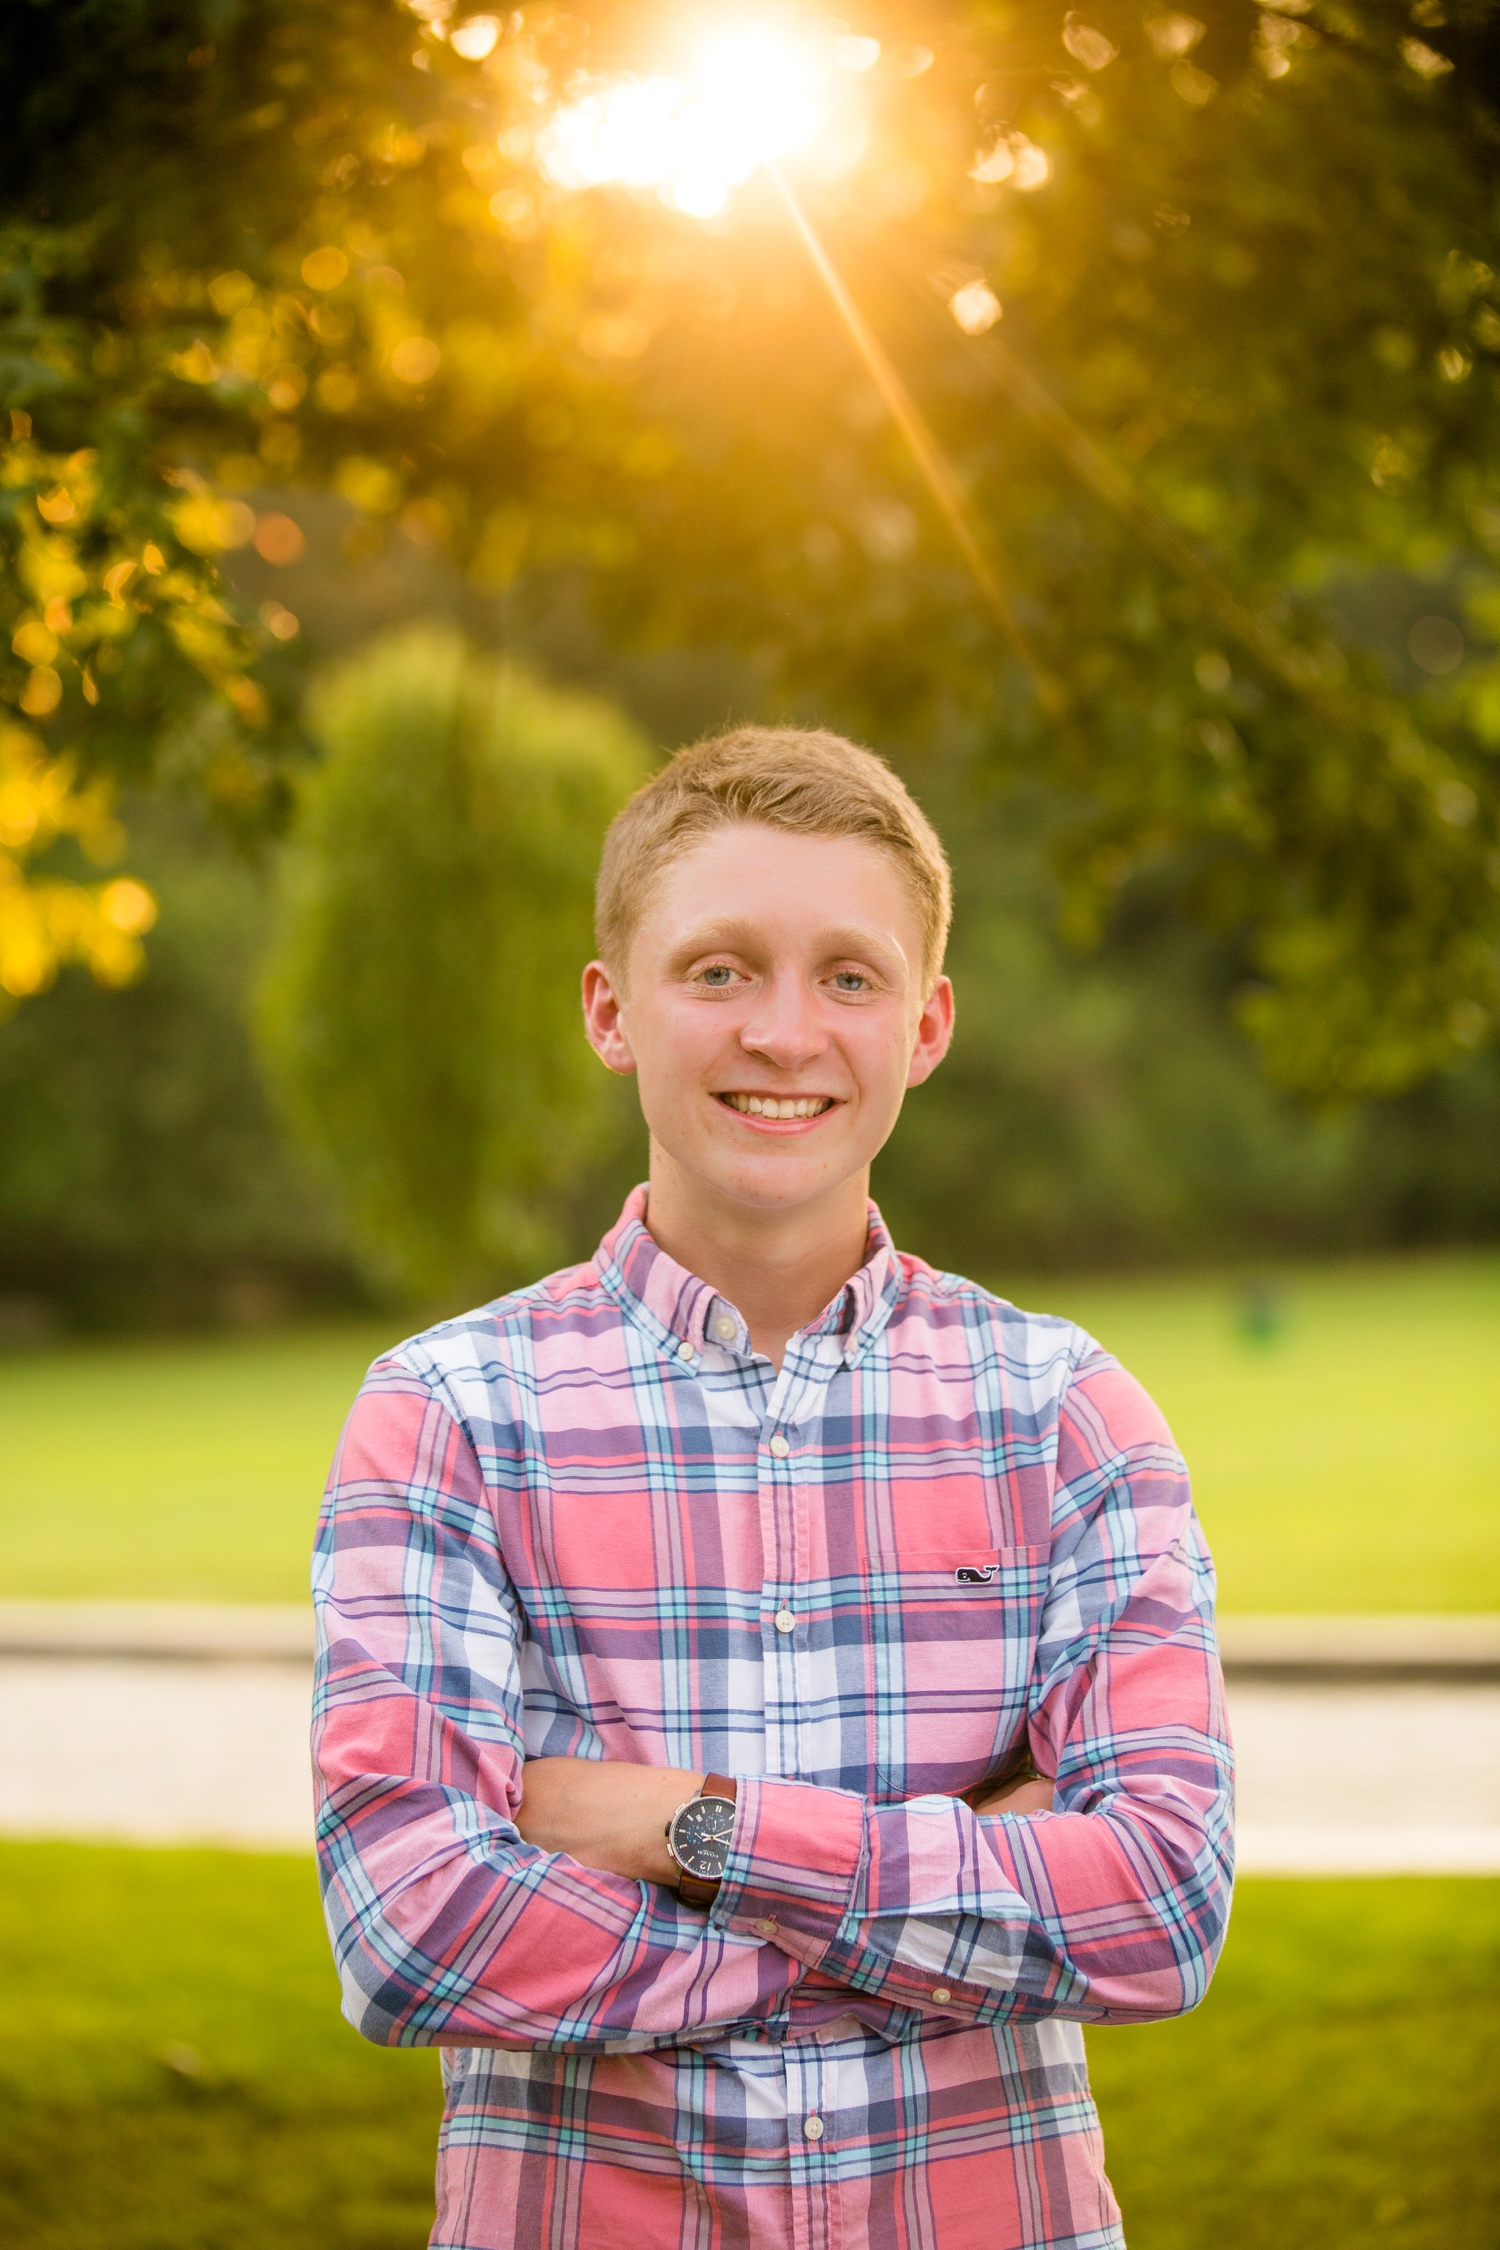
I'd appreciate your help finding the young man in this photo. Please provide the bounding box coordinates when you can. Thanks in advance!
[313,727,1233,2250]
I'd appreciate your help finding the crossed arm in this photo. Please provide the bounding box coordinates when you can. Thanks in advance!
[314,1350,1233,2052]
[514,1758,1057,1887]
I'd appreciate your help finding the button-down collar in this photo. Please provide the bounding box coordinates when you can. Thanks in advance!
[596,1184,902,1370]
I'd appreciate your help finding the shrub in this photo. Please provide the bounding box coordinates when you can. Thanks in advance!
[258,627,650,1306]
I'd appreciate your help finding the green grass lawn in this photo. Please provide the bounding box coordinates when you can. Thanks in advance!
[0,1843,1492,2250]
[1087,1876,1500,2249]
[0,1251,1495,1609]
[0,1321,393,1602]
[0,1842,441,2250]
[1032,1253,1499,1613]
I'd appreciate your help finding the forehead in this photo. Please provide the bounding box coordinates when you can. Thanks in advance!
[639,823,923,959]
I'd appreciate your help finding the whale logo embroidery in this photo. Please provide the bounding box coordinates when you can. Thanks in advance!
[955,1564,998,1584]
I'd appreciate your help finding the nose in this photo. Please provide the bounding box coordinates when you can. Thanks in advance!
[738,971,830,1074]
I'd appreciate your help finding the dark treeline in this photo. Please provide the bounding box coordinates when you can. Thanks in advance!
[3,671,1495,1340]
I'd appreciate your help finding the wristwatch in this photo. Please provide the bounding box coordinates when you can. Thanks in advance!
[665,1774,737,1907]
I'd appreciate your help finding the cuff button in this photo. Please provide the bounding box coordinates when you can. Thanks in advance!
[932,1986,953,2003]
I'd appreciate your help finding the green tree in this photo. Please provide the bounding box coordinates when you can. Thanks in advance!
[257,627,649,1303]
[0,0,636,997]
[5,0,1498,1098]
[577,0,1500,1095]
[0,790,358,1331]
[875,776,1500,1273]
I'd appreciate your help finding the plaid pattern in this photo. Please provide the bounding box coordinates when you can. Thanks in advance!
[314,1189,1233,2249]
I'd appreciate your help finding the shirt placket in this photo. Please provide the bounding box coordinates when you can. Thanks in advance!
[757,1351,832,1780]
[759,1358,800,1780]
[783,2040,842,2250]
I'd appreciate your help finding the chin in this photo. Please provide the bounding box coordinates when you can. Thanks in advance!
[727,1171,828,1208]
[667,1141,816,1205]
[722,1151,857,1206]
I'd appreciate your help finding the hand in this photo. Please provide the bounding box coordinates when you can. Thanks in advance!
[964,1772,1056,1819]
[516,1757,703,1885]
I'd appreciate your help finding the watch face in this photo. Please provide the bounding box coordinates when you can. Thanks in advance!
[670,1794,736,1880]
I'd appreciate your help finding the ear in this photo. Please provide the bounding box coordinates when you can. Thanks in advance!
[582,960,637,1075]
[905,974,955,1089]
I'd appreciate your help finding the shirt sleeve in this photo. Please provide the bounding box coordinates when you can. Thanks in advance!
[709,1349,1235,2029]
[312,1351,803,2050]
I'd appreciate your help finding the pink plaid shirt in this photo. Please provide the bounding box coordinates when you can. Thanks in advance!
[313,1189,1233,2249]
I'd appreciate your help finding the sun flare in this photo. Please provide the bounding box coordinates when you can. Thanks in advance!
[538,22,832,217]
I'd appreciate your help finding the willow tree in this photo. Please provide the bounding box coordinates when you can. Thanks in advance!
[258,628,649,1303]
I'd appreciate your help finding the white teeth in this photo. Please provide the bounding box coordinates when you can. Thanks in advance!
[721,1092,832,1118]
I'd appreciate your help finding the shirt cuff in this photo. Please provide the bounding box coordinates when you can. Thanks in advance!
[712,1776,867,1965]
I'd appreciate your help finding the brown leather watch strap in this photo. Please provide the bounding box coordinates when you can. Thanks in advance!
[674,1774,737,1909]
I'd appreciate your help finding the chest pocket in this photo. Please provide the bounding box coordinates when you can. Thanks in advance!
[865,1543,1049,1798]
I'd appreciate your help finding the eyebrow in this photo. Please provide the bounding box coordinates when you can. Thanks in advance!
[666,919,908,970]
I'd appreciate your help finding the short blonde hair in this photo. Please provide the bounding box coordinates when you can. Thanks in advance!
[595,725,952,989]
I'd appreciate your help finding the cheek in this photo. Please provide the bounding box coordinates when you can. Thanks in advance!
[628,1008,722,1097]
[850,1020,916,1102]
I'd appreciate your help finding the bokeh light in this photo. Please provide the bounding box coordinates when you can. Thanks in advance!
[450,14,499,61]
[950,280,1003,335]
[1408,615,1465,675]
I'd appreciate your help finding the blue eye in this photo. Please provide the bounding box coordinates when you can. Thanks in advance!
[833,972,868,992]
[702,965,733,987]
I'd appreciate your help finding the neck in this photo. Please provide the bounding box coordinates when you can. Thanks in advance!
[642,1147,873,1369]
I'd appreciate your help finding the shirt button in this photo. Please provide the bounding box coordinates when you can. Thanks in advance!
[713,1315,738,1343]
[803,2116,825,2141]
[932,1986,953,2004]
[774,1607,796,1633]
[754,1917,778,1937]
[768,1434,790,1459]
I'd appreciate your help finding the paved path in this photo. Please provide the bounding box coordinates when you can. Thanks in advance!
[0,1656,314,1851]
[0,1647,1495,1871]
[1230,1680,1500,1872]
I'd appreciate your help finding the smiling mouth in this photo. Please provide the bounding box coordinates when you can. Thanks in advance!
[716,1092,837,1120]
